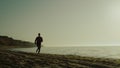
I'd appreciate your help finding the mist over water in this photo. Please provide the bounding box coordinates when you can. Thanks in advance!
[12,45,120,59]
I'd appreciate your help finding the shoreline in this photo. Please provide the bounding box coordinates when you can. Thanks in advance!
[11,46,120,60]
[0,46,120,68]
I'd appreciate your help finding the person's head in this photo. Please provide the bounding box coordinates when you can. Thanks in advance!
[38,33,40,36]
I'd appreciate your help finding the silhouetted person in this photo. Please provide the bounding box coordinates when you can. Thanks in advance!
[35,33,43,54]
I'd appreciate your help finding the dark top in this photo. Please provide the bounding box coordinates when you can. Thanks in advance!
[35,36,43,45]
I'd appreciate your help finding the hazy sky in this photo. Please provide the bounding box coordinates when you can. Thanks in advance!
[1,0,120,46]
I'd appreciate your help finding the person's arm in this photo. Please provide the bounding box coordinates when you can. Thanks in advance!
[35,37,37,44]
[41,37,43,42]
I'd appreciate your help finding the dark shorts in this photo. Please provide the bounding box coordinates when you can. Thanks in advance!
[37,44,41,49]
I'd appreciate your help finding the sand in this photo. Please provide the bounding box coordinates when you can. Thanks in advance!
[0,45,120,68]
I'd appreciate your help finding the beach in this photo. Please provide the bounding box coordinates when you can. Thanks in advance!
[0,46,120,68]
[1,0,120,68]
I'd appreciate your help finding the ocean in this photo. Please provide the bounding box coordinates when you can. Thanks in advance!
[12,46,120,59]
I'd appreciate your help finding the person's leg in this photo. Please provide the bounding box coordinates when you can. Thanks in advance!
[36,48,38,53]
[38,47,40,54]
[36,43,41,54]
[38,45,41,54]
[36,45,39,53]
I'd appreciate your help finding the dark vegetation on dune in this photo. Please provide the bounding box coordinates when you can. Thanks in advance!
[0,36,34,46]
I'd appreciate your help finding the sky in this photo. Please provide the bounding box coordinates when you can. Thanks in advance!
[1,0,120,46]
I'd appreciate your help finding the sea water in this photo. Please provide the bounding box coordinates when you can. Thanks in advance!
[12,46,120,59]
